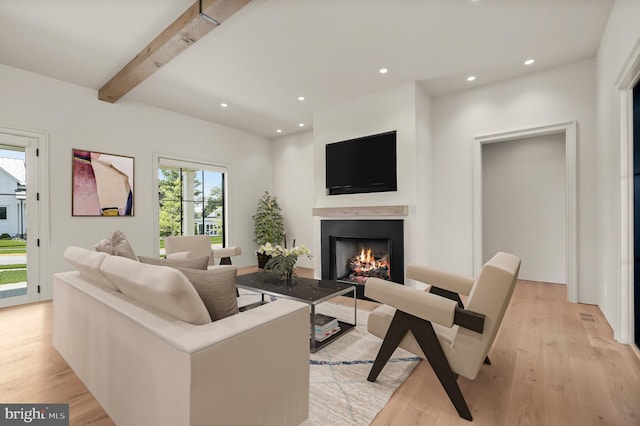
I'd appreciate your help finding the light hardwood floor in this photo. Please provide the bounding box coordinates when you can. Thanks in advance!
[1,275,639,425]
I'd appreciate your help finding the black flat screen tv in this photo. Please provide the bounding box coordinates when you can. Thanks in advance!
[325,130,397,195]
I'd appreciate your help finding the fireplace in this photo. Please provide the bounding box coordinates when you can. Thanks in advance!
[321,219,404,299]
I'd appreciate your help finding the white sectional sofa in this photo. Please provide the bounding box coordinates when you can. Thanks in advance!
[53,247,310,426]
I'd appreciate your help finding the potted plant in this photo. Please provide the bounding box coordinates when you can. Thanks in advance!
[253,191,285,268]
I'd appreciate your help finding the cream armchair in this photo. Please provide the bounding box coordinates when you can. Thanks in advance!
[164,235,241,267]
[365,252,521,421]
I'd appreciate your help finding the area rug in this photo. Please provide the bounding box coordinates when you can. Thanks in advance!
[237,291,420,425]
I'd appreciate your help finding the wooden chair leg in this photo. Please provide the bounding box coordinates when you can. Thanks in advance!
[368,310,473,421]
[408,312,473,421]
[367,310,412,382]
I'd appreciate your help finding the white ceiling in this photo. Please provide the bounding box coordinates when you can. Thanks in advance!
[0,0,614,138]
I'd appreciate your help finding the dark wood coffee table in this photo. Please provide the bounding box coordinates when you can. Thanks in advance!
[236,272,357,353]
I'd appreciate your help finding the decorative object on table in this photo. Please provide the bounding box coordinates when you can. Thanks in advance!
[252,191,285,267]
[258,242,311,283]
[72,149,134,216]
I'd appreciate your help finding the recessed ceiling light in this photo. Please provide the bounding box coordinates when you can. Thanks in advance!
[298,123,305,127]
[298,96,305,101]
[379,68,388,74]
[524,59,535,66]
[276,129,282,133]
[467,76,476,82]
[220,103,228,108]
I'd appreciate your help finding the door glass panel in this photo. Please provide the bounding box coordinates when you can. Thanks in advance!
[0,147,27,300]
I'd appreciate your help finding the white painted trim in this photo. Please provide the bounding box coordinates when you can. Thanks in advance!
[615,38,640,344]
[0,124,49,307]
[473,121,578,302]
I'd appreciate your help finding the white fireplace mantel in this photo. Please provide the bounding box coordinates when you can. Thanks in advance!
[312,205,408,217]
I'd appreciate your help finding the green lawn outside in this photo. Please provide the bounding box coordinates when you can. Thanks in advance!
[0,240,26,247]
[0,264,26,270]
[0,241,27,284]
[0,239,26,254]
[159,236,223,249]
[0,270,27,285]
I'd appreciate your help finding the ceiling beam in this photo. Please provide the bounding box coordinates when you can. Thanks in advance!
[98,0,251,103]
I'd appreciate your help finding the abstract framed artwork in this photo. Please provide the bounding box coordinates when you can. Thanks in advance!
[72,149,134,216]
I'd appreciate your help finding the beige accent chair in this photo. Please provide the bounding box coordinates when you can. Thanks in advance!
[365,252,521,421]
[164,235,241,267]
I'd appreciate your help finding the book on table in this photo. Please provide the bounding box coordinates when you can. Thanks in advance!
[315,325,340,342]
[314,313,338,331]
[313,313,340,341]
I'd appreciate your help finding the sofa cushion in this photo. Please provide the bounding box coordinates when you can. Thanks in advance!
[94,230,137,261]
[176,266,239,321]
[63,246,119,291]
[138,255,209,270]
[100,255,212,325]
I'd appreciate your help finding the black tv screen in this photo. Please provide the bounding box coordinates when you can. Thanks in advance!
[325,130,397,195]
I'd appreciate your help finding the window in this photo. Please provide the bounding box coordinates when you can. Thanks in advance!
[0,206,7,220]
[157,157,227,253]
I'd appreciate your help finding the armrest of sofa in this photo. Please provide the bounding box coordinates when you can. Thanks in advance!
[407,263,475,296]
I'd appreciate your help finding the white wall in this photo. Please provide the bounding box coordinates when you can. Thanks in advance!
[0,64,273,296]
[313,83,419,210]
[482,133,566,284]
[430,58,598,303]
[595,0,640,341]
[271,130,315,268]
[309,82,431,283]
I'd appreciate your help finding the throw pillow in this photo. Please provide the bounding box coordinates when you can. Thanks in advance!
[63,246,119,291]
[138,255,209,270]
[177,266,239,321]
[94,229,137,261]
[99,255,212,325]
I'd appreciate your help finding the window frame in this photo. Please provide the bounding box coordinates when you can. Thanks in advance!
[154,154,229,255]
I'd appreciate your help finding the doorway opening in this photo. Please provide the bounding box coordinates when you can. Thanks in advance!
[473,121,578,301]
[482,133,566,283]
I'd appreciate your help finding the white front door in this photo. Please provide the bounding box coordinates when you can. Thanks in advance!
[0,130,42,308]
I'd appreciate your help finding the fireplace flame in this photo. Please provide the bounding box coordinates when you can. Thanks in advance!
[349,247,390,282]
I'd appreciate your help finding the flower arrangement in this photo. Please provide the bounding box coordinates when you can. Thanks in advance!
[257,242,311,281]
